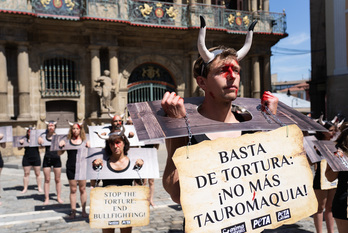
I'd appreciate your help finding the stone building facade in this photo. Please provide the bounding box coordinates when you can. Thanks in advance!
[0,0,286,156]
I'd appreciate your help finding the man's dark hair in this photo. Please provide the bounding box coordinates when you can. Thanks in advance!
[193,46,237,78]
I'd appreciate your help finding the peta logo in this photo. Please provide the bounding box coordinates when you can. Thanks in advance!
[122,220,131,225]
[251,214,271,229]
[276,208,291,222]
[108,221,119,225]
[221,222,246,233]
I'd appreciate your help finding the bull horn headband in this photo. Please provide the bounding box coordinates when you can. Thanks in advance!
[198,16,257,75]
[45,120,57,125]
[67,120,83,127]
[94,125,126,140]
[331,116,338,124]
[318,114,325,126]
[108,109,125,120]
[338,119,345,128]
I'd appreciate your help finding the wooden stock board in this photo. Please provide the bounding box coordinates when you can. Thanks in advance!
[128,97,327,141]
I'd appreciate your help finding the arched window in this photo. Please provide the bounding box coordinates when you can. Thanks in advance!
[127,63,176,103]
[40,58,80,97]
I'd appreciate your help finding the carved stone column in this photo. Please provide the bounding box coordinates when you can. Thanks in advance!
[0,44,9,120]
[252,56,261,98]
[263,0,269,11]
[241,58,251,97]
[17,45,31,119]
[109,46,120,114]
[251,0,257,11]
[263,54,271,91]
[90,46,101,118]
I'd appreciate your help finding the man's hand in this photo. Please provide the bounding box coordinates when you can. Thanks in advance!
[161,92,186,118]
[261,91,278,115]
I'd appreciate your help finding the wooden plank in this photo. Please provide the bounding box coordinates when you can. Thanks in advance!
[0,126,13,143]
[49,134,88,151]
[12,136,30,147]
[303,136,322,163]
[86,147,160,180]
[88,125,145,148]
[29,128,69,147]
[313,140,348,172]
[128,97,327,141]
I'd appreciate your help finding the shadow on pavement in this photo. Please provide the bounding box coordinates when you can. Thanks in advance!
[168,204,182,211]
[35,203,72,211]
[16,193,45,202]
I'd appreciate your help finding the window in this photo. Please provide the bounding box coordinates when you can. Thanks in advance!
[40,58,80,97]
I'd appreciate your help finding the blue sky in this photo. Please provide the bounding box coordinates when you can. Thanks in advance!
[269,0,311,82]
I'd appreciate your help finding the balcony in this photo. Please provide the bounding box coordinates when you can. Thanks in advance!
[0,0,287,34]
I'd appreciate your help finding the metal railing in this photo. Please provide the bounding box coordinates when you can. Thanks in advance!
[0,0,287,34]
[128,82,172,103]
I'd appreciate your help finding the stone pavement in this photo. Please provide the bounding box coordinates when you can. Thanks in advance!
[0,144,337,233]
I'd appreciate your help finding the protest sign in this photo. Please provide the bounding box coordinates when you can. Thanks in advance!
[89,186,150,229]
[318,160,337,190]
[172,124,317,233]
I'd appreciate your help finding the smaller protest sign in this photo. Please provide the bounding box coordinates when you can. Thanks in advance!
[318,160,337,190]
[89,186,150,229]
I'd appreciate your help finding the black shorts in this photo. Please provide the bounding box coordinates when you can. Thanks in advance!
[22,156,41,167]
[0,155,3,168]
[42,156,62,168]
[66,166,75,180]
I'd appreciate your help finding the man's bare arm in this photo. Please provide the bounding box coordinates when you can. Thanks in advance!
[162,137,188,204]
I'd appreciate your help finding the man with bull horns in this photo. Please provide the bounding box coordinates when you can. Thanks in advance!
[161,16,279,204]
[107,109,134,138]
